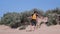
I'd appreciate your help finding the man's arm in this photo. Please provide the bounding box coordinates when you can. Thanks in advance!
[27,16,32,19]
[36,14,40,17]
[27,14,33,19]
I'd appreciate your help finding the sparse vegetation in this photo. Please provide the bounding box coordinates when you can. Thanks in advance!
[0,8,60,29]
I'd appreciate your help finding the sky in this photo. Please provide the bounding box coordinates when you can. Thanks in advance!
[0,0,60,18]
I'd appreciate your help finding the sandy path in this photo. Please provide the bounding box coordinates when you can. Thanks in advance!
[0,24,60,34]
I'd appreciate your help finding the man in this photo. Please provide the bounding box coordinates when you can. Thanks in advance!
[26,11,38,31]
[30,11,38,31]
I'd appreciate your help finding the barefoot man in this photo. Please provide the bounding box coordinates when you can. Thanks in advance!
[26,11,39,31]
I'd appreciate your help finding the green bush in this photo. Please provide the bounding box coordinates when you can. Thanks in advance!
[0,8,60,29]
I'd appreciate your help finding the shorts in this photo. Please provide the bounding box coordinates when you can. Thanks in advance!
[31,19,36,26]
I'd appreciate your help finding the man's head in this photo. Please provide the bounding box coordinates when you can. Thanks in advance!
[34,11,38,14]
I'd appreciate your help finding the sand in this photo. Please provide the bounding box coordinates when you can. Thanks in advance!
[0,24,60,34]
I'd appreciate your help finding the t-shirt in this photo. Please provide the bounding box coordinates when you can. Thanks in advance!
[32,13,38,19]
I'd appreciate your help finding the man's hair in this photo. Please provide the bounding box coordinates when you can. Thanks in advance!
[34,11,38,13]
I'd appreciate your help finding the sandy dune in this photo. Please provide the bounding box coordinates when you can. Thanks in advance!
[0,24,60,34]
